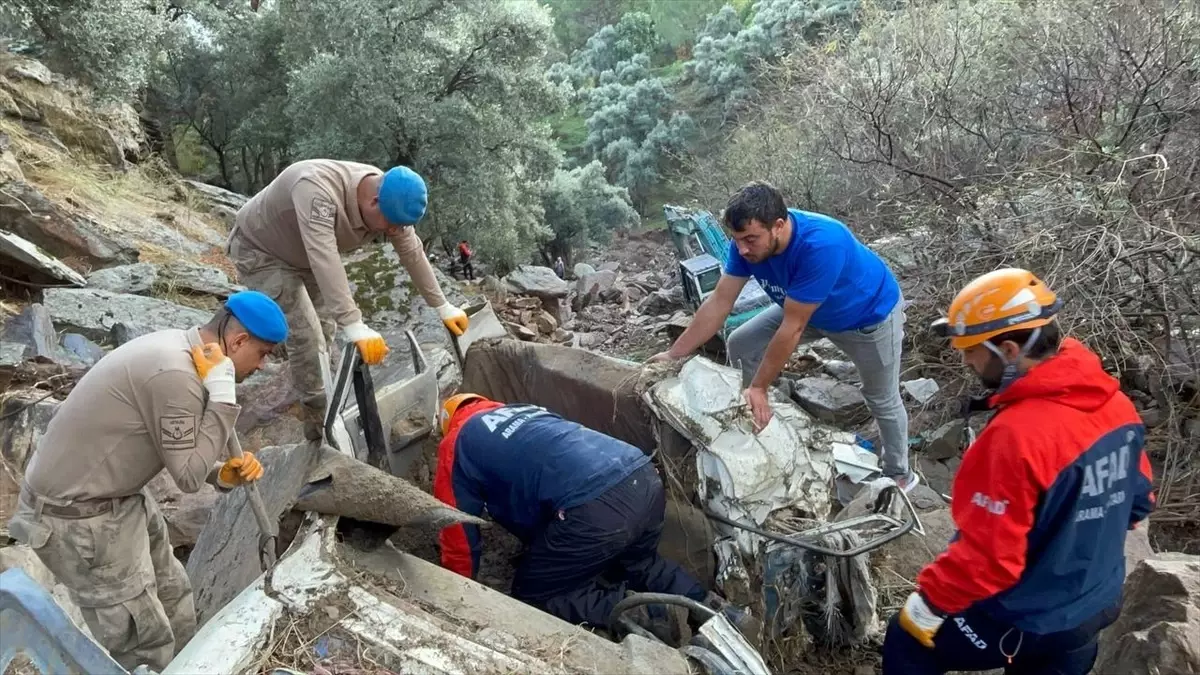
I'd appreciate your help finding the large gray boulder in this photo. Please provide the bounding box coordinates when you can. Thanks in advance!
[576,269,618,297]
[87,262,160,294]
[0,180,138,266]
[183,179,250,212]
[791,376,870,426]
[639,287,685,315]
[42,288,209,341]
[2,303,78,366]
[159,261,244,298]
[1095,553,1200,674]
[0,230,86,286]
[0,393,61,472]
[504,265,569,298]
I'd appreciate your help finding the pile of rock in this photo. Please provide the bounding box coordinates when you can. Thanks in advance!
[487,261,692,357]
[495,294,576,345]
[1095,553,1200,674]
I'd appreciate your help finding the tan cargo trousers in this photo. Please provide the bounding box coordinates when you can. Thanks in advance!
[7,490,196,671]
[228,235,336,439]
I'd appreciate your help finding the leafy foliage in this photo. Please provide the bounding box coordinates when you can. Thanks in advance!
[541,160,639,263]
[152,0,568,269]
[688,0,1200,519]
[0,0,169,101]
[682,0,862,120]
[549,10,658,93]
[152,2,289,190]
[551,13,693,213]
[540,0,726,56]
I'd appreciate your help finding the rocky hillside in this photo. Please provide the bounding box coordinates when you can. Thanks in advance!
[0,49,482,538]
[1,49,1198,675]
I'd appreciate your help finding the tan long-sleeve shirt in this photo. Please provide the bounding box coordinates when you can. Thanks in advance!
[24,328,236,502]
[230,159,447,327]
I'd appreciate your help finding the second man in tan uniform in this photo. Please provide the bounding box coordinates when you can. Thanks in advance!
[7,291,286,671]
[227,160,469,439]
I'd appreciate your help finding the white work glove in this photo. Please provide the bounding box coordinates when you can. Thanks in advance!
[342,320,389,365]
[435,302,469,337]
[898,592,946,648]
[190,343,237,405]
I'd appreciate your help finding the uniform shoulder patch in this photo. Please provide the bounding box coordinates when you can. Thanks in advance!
[160,415,197,450]
[310,194,338,226]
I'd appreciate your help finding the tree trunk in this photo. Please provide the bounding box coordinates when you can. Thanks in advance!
[215,148,232,190]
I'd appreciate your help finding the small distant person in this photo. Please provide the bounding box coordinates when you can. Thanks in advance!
[458,239,475,281]
[553,256,566,279]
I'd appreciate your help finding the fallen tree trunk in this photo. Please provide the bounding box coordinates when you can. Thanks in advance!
[295,446,487,530]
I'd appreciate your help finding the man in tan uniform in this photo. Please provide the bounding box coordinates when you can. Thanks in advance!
[6,291,286,671]
[227,160,469,439]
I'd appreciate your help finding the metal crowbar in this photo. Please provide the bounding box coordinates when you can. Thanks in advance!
[226,432,278,571]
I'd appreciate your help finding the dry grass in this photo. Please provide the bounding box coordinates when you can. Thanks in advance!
[253,590,389,675]
[1,116,227,267]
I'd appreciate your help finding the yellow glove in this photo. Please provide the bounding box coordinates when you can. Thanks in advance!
[436,303,469,337]
[191,343,236,405]
[898,592,945,648]
[191,342,226,379]
[218,452,264,488]
[342,321,389,365]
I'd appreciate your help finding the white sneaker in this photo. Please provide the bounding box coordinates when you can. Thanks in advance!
[895,471,920,493]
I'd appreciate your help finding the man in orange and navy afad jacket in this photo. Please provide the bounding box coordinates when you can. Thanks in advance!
[433,394,709,630]
[884,269,1155,675]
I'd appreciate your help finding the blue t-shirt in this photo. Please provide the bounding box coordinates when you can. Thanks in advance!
[725,209,900,332]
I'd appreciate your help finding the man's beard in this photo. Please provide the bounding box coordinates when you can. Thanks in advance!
[976,356,1005,390]
[746,231,780,263]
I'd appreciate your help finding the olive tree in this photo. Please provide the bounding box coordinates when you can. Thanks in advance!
[541,160,639,264]
[278,0,564,270]
[0,0,169,101]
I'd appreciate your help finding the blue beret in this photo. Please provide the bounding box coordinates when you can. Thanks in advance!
[378,166,428,225]
[225,290,288,344]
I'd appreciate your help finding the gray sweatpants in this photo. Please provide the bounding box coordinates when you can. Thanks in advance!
[726,301,910,477]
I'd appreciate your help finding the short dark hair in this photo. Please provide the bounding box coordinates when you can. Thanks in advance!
[989,320,1062,359]
[722,181,788,232]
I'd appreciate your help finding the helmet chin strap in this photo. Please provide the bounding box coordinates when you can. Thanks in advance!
[217,310,234,358]
[983,326,1042,392]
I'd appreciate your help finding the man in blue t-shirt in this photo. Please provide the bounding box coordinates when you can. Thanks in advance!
[651,181,915,489]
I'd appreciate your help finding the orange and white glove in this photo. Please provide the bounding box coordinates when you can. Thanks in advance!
[342,321,389,365]
[898,592,945,648]
[217,452,264,488]
[435,303,469,336]
[191,343,236,405]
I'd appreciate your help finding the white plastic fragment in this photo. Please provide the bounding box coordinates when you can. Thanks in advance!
[646,357,837,553]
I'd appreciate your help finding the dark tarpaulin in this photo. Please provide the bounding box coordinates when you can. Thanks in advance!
[460,338,660,453]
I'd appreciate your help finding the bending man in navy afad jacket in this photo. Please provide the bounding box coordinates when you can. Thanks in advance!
[884,269,1155,675]
[433,393,715,635]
